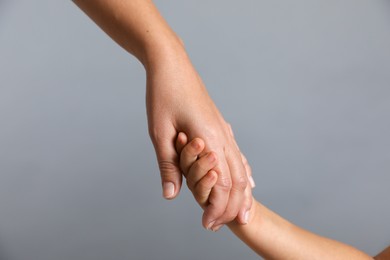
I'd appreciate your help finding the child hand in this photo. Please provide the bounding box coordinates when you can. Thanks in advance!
[175,132,255,230]
[175,133,219,209]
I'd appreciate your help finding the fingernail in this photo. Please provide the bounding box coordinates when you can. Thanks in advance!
[163,182,175,199]
[206,221,216,230]
[192,140,200,149]
[208,153,216,162]
[249,176,256,188]
[211,224,223,232]
[244,210,250,224]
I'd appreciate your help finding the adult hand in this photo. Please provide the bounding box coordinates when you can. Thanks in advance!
[146,47,253,230]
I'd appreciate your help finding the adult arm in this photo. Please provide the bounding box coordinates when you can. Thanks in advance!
[72,0,252,229]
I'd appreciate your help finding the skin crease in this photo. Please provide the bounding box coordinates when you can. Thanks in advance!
[176,133,385,260]
[72,0,252,230]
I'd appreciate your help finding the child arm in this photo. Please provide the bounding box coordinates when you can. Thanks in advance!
[228,201,373,259]
[177,132,374,259]
[227,155,373,259]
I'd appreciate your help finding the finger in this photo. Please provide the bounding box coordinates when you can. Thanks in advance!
[225,127,255,225]
[241,153,255,188]
[227,123,241,154]
[202,153,231,230]
[180,138,205,176]
[186,152,218,191]
[237,179,253,224]
[237,152,254,224]
[235,152,254,224]
[212,147,248,228]
[152,128,183,200]
[227,123,235,138]
[175,132,188,155]
[194,170,218,209]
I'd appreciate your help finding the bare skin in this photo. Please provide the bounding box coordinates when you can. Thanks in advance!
[375,247,390,260]
[176,133,384,260]
[72,0,252,230]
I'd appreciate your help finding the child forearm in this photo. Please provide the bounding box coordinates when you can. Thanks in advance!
[228,199,373,260]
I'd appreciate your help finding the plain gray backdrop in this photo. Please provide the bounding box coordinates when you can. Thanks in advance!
[1,0,389,259]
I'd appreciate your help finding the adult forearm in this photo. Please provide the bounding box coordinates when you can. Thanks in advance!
[228,200,373,260]
[72,0,186,70]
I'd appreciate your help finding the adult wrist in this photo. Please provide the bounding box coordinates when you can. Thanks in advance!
[140,34,190,73]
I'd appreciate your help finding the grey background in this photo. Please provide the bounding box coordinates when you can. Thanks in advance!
[0,0,389,259]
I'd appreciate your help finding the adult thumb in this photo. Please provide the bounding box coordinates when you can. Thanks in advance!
[152,132,183,200]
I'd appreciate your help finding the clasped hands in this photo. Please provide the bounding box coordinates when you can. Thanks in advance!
[146,53,254,231]
[146,51,254,231]
[176,132,255,231]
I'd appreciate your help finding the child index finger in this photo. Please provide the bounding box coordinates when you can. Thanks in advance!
[194,170,218,209]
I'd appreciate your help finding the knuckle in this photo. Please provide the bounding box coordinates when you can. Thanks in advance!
[197,177,213,193]
[193,161,207,175]
[159,160,178,177]
[221,211,237,223]
[226,123,234,136]
[241,153,248,165]
[207,193,218,206]
[232,175,247,191]
[203,127,219,141]
[218,177,232,192]
[188,138,203,153]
